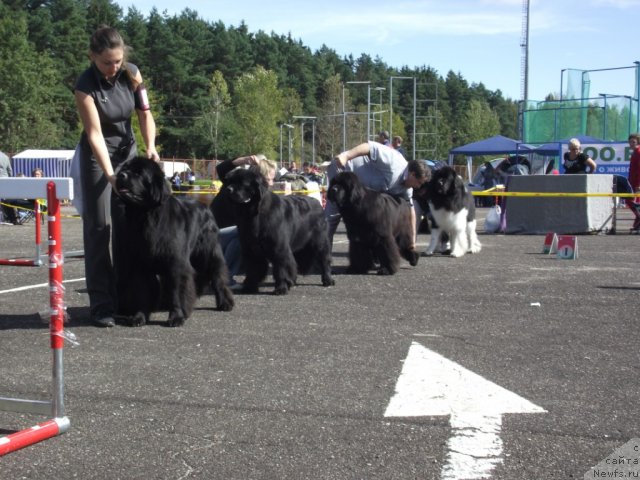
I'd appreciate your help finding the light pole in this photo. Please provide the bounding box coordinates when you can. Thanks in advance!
[342,81,370,150]
[293,115,317,164]
[389,76,414,155]
[279,123,294,168]
[369,86,386,140]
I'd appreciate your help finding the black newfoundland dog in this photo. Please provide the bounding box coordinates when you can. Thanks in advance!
[414,165,481,258]
[223,167,334,294]
[114,157,234,327]
[327,171,419,275]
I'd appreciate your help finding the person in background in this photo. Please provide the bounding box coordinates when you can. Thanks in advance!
[31,168,43,178]
[378,130,390,146]
[74,26,159,327]
[0,151,18,225]
[170,171,181,191]
[625,133,640,230]
[562,138,596,174]
[392,135,407,158]
[325,141,428,249]
[301,161,322,183]
[288,161,299,174]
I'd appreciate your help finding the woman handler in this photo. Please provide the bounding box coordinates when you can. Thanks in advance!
[74,26,159,327]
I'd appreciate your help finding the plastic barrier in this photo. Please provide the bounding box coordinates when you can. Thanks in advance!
[0,178,73,455]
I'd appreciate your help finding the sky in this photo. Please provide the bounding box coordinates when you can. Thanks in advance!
[114,0,640,102]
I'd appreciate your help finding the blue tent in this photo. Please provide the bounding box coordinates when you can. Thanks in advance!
[449,135,532,157]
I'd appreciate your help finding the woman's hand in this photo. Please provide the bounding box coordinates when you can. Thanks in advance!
[147,148,160,162]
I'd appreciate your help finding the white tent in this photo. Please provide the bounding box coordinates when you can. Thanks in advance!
[12,149,75,177]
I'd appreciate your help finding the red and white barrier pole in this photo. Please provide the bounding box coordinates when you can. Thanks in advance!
[0,418,70,456]
[47,183,66,419]
[34,199,43,266]
[0,182,70,456]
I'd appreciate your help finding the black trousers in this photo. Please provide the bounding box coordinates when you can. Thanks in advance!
[79,142,135,317]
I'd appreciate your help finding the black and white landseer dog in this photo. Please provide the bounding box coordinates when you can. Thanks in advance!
[327,171,419,275]
[224,167,334,294]
[114,157,234,327]
[416,165,481,258]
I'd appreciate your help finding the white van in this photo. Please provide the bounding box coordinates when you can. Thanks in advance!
[160,160,192,178]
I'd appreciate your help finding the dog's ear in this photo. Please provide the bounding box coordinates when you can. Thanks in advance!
[341,173,364,205]
[252,175,267,201]
[149,165,170,206]
[454,173,465,191]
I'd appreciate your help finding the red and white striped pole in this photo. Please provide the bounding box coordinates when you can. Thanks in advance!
[0,182,70,456]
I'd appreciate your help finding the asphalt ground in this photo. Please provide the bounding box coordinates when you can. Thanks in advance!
[0,206,639,479]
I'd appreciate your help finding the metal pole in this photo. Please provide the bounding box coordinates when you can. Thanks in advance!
[342,85,346,151]
[367,84,371,141]
[300,121,305,163]
[279,125,283,168]
[288,128,292,166]
[413,77,417,159]
[389,77,393,137]
[312,120,316,164]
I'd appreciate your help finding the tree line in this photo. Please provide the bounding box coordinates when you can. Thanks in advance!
[0,0,520,164]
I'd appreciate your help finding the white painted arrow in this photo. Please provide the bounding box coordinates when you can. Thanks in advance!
[384,342,546,480]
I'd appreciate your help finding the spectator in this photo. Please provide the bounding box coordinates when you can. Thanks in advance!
[0,151,18,225]
[301,161,322,183]
[378,130,390,146]
[288,161,299,174]
[326,141,429,249]
[31,168,44,178]
[170,172,181,191]
[74,26,159,327]
[187,170,196,186]
[563,138,596,174]
[626,133,640,230]
[392,135,407,158]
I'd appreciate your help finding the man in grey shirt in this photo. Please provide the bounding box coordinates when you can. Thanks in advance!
[325,141,428,249]
[0,151,18,224]
[0,151,11,177]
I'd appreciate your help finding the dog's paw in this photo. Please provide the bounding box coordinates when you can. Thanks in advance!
[217,300,234,312]
[166,312,186,327]
[167,308,187,328]
[408,251,419,266]
[273,285,289,295]
[469,242,482,254]
[127,312,147,327]
[449,250,465,258]
[322,277,335,287]
[217,288,235,311]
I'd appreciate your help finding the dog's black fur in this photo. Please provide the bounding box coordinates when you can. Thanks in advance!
[327,171,419,275]
[114,157,234,326]
[413,165,481,257]
[224,167,334,294]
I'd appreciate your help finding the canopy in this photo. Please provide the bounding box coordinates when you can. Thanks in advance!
[11,149,75,177]
[449,135,532,157]
[448,135,533,174]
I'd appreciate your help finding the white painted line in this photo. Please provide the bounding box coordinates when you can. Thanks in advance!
[0,277,85,295]
[385,341,546,480]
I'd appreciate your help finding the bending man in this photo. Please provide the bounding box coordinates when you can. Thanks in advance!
[325,141,428,249]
